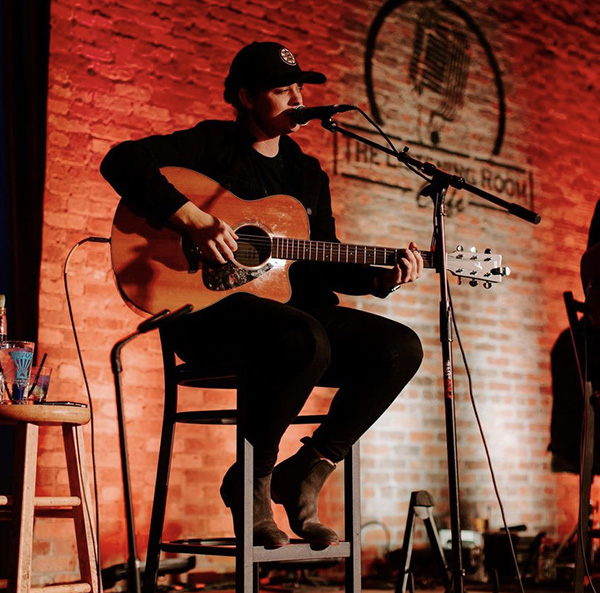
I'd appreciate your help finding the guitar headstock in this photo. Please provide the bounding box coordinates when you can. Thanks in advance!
[447,246,509,288]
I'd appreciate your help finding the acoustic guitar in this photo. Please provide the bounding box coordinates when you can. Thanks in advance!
[111,167,507,315]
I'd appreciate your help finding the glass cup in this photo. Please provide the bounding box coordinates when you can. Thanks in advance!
[28,366,52,404]
[0,341,35,404]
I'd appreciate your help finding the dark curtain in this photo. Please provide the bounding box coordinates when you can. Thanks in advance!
[0,0,51,578]
[0,0,50,342]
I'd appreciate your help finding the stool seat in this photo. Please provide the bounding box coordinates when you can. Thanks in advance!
[175,362,340,390]
[0,404,90,425]
[176,363,238,389]
[1,403,99,593]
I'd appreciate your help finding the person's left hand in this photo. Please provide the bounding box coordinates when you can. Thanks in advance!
[379,241,423,291]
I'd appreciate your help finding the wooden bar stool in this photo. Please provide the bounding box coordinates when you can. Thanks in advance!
[142,330,361,593]
[0,404,99,593]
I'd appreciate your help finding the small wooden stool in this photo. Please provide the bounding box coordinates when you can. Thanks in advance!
[0,404,99,593]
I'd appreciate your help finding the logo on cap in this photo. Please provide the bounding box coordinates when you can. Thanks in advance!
[280,47,297,66]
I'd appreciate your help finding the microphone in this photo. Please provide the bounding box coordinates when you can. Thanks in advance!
[291,104,356,125]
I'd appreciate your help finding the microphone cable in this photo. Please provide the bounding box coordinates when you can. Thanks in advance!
[353,105,433,184]
[63,235,111,590]
[448,285,527,593]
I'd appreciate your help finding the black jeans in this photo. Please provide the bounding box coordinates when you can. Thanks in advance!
[169,293,423,476]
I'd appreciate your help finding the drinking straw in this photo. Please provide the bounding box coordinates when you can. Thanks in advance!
[0,363,11,400]
[27,352,47,398]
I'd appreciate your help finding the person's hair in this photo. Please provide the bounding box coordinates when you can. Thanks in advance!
[229,87,250,113]
[229,86,265,116]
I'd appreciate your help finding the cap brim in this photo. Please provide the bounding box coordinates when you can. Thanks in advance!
[258,70,327,89]
[299,71,327,85]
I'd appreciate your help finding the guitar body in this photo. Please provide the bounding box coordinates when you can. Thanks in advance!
[111,167,310,314]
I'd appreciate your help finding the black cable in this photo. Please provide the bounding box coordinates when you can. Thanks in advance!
[361,519,392,554]
[63,235,110,589]
[448,285,526,593]
[354,105,432,183]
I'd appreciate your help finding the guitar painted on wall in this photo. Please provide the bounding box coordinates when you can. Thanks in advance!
[110,167,509,315]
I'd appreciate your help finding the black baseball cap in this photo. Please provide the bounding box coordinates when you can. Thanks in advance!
[224,41,326,104]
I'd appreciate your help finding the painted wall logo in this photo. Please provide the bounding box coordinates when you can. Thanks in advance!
[408,6,472,148]
[334,0,534,215]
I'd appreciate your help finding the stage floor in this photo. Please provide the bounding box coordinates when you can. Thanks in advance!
[173,580,576,593]
[185,585,575,593]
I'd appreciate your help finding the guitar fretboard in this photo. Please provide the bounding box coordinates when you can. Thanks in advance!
[272,237,435,268]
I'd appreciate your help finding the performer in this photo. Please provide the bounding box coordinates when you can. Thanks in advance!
[101,41,424,548]
[549,198,600,471]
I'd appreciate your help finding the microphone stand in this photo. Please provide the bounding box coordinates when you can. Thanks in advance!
[320,117,540,593]
[110,304,193,593]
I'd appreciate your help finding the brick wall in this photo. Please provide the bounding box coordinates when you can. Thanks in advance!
[35,0,599,584]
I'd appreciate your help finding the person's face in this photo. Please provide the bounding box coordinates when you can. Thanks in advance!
[242,83,304,138]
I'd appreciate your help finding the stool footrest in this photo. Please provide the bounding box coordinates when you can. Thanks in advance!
[30,582,91,593]
[0,509,76,521]
[175,410,237,425]
[0,495,81,507]
[175,411,328,425]
[161,537,351,563]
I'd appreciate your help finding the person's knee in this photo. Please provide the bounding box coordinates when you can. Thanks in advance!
[271,313,331,372]
[400,326,424,374]
[369,324,423,380]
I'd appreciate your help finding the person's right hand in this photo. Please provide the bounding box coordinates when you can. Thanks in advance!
[169,202,238,264]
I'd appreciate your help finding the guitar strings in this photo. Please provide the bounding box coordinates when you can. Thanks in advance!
[234,233,429,255]
[232,234,433,267]
[232,236,482,270]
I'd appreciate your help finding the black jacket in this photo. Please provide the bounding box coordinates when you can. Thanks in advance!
[101,119,384,307]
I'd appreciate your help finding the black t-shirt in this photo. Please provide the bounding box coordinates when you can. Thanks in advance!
[250,150,287,197]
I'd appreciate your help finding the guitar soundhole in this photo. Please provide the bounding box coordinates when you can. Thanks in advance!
[234,225,272,268]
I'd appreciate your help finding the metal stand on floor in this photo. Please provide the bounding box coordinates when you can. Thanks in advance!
[395,491,450,593]
[106,305,193,593]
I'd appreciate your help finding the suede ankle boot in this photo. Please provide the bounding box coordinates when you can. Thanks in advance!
[220,464,290,549]
[271,440,340,546]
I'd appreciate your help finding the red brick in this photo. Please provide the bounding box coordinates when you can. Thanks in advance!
[37,0,600,581]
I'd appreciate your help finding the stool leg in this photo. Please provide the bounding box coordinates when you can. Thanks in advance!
[143,417,176,593]
[9,422,38,593]
[236,385,255,593]
[235,435,254,593]
[344,441,361,593]
[63,424,100,593]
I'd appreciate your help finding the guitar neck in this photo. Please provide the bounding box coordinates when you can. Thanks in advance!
[272,237,435,268]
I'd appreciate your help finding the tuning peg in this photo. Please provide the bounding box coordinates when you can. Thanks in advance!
[484,248,492,254]
[484,282,492,289]
[469,279,478,287]
[470,246,477,253]
[491,266,511,277]
[456,245,464,251]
